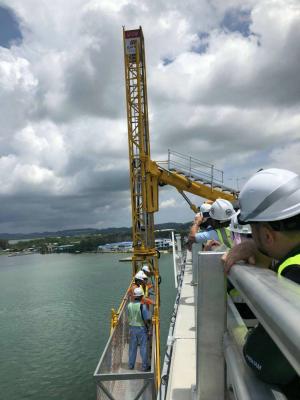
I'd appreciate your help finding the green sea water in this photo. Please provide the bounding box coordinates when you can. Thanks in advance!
[0,253,176,400]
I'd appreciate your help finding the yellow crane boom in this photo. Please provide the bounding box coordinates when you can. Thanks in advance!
[147,159,236,202]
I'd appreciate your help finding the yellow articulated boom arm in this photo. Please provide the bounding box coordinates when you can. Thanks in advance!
[147,159,237,203]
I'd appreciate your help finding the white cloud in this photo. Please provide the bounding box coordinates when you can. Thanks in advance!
[160,198,177,209]
[268,141,300,174]
[0,154,61,195]
[0,48,37,90]
[0,0,300,232]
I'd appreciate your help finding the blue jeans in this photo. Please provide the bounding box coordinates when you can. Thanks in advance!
[128,326,148,370]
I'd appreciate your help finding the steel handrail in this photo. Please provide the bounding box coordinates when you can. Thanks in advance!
[228,264,300,375]
[169,159,223,182]
[169,149,218,169]
[190,250,297,399]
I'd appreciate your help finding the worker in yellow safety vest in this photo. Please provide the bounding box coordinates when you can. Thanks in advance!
[129,271,155,306]
[211,199,235,249]
[223,168,300,397]
[127,287,151,371]
[189,199,235,251]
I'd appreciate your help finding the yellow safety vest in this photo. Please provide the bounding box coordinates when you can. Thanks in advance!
[277,254,300,276]
[216,228,233,249]
[229,287,243,302]
[128,302,144,327]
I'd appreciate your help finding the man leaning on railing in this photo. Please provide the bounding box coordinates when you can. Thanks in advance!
[223,168,300,399]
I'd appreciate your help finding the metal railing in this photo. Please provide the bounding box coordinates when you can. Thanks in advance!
[155,150,237,195]
[158,234,186,400]
[192,250,300,399]
[159,260,185,400]
[94,297,156,400]
[228,263,300,376]
[166,149,224,186]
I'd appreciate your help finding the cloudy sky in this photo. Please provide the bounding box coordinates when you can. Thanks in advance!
[0,0,299,233]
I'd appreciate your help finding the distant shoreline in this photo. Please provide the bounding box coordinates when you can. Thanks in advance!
[1,249,172,256]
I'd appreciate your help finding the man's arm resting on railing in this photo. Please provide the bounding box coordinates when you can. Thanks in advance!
[222,240,272,273]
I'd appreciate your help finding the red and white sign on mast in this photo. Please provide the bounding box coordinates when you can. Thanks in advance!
[124,28,142,60]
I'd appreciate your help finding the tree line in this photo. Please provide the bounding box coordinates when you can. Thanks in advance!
[1,222,191,254]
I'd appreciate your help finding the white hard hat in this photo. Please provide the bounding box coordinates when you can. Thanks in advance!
[133,287,144,297]
[229,211,252,234]
[135,271,147,281]
[200,203,212,214]
[209,199,235,222]
[142,265,150,273]
[239,168,300,223]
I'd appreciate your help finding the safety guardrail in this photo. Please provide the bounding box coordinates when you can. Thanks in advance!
[158,262,185,400]
[167,149,224,185]
[94,297,156,400]
[228,263,300,375]
[193,251,300,399]
[158,234,185,399]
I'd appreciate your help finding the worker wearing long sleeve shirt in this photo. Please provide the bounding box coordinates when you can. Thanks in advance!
[188,199,235,250]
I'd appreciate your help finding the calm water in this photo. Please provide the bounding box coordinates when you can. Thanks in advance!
[0,253,176,400]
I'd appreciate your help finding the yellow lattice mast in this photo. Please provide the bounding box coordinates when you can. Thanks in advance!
[123,26,161,388]
[122,26,238,392]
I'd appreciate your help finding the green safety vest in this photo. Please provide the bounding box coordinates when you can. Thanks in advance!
[128,302,144,327]
[277,254,300,276]
[216,228,233,249]
[229,287,243,302]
